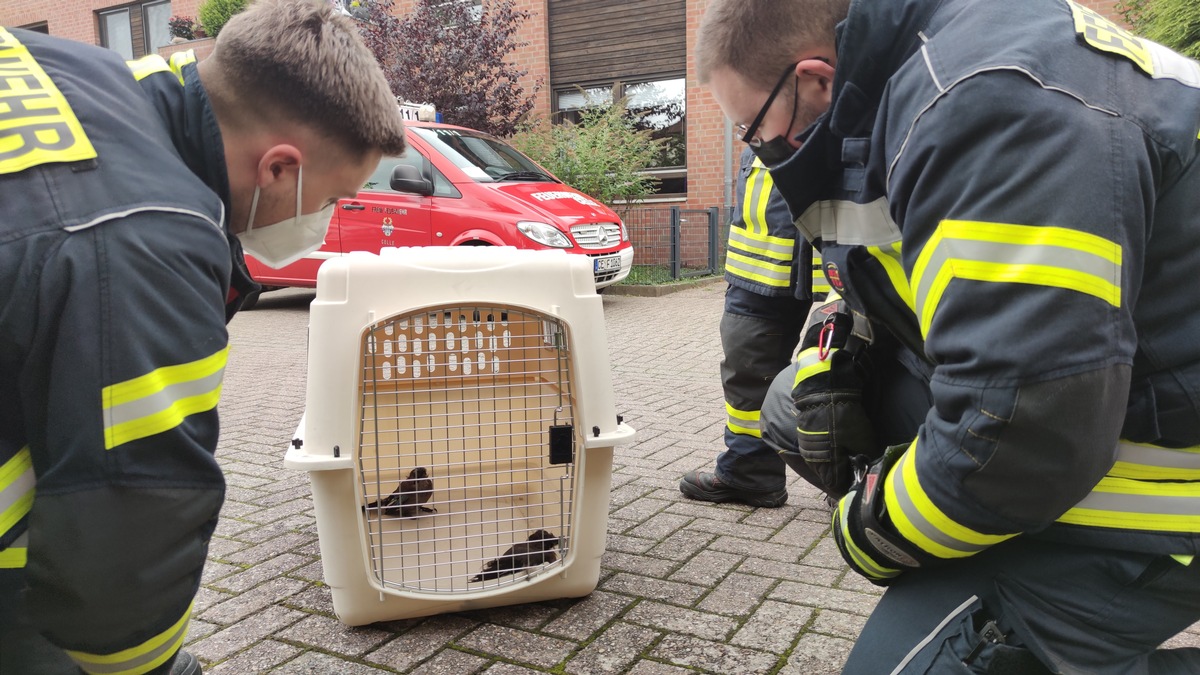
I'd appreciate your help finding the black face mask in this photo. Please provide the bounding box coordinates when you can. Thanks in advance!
[750,134,799,166]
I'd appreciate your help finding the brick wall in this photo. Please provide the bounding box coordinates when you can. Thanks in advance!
[1,0,204,46]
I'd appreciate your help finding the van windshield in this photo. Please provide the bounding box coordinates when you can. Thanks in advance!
[410,127,558,183]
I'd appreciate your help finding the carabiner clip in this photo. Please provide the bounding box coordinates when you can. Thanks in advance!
[817,318,836,361]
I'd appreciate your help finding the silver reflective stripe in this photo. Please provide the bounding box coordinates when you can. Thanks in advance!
[743,164,772,233]
[890,595,979,675]
[887,467,991,557]
[68,608,191,675]
[1116,441,1200,471]
[727,227,794,260]
[1070,489,1200,517]
[727,413,761,433]
[725,253,792,285]
[793,197,900,247]
[104,368,226,430]
[0,448,34,529]
[911,235,1121,327]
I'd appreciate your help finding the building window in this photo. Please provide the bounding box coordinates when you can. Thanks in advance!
[554,77,686,198]
[99,0,172,60]
[19,23,50,34]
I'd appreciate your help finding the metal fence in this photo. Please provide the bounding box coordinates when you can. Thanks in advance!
[620,205,735,285]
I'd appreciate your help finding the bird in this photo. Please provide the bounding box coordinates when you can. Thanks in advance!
[362,467,436,518]
[469,529,562,582]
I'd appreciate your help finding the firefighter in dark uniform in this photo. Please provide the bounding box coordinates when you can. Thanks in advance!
[0,3,407,673]
[698,0,1200,671]
[680,146,828,507]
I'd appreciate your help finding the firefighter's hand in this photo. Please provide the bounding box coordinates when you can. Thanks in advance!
[830,445,925,586]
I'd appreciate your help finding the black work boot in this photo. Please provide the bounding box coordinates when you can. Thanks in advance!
[679,470,788,508]
[170,650,202,675]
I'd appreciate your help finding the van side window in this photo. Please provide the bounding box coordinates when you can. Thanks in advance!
[363,151,461,198]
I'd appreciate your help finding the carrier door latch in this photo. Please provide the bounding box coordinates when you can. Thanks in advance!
[549,424,575,464]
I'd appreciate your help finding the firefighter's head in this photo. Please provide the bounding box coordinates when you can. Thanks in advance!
[697,0,844,166]
[198,0,407,266]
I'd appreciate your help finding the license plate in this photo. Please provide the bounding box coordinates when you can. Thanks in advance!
[594,256,622,273]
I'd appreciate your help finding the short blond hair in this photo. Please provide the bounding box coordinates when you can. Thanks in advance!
[697,0,849,90]
[205,0,406,157]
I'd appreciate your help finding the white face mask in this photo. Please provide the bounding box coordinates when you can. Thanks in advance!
[237,165,336,269]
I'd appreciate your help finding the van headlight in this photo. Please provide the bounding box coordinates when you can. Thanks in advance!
[517,221,572,248]
[619,220,629,242]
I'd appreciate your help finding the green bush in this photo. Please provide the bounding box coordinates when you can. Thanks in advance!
[198,0,248,38]
[509,94,664,213]
[1137,0,1200,59]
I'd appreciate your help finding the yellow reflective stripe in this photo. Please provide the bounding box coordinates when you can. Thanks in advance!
[727,227,795,260]
[168,51,197,78]
[835,499,900,579]
[885,442,1018,559]
[725,250,792,287]
[792,347,835,387]
[1069,2,1154,76]
[67,603,191,675]
[911,220,1121,336]
[0,545,26,568]
[866,242,915,313]
[126,51,194,85]
[102,347,229,449]
[1174,554,1195,565]
[1058,476,1200,532]
[726,403,762,437]
[742,161,774,235]
[126,54,171,82]
[0,446,34,536]
[0,27,98,174]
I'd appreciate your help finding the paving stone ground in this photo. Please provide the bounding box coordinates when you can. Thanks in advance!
[198,282,1200,674]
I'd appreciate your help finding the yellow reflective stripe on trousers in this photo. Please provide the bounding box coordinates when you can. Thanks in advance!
[0,446,34,542]
[66,602,191,675]
[910,220,1122,336]
[725,250,792,287]
[884,441,1018,559]
[0,532,27,568]
[102,346,229,449]
[742,158,775,235]
[1059,442,1200,532]
[0,27,98,174]
[726,403,761,437]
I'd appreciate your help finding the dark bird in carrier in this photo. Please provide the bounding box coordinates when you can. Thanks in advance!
[363,466,436,518]
[470,529,562,582]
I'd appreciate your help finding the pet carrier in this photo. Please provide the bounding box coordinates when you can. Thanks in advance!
[284,246,635,625]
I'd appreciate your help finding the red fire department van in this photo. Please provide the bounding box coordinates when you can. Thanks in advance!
[242,106,634,308]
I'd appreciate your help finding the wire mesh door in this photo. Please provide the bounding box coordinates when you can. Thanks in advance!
[356,304,578,594]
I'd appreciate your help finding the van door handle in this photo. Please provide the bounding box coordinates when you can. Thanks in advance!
[341,203,366,211]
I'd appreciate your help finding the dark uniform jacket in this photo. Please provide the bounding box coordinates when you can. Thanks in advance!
[0,27,253,673]
[769,0,1200,570]
[725,148,828,299]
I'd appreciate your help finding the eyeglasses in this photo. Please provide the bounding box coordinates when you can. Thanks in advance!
[736,62,799,147]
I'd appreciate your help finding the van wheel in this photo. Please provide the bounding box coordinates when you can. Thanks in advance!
[461,240,491,246]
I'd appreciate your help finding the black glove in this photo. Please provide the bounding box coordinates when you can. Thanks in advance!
[830,444,927,586]
[783,298,879,498]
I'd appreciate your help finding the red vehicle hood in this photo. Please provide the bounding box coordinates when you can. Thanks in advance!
[485,182,620,226]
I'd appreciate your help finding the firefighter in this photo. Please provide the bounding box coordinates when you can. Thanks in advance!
[697,0,1200,672]
[679,146,828,508]
[0,2,407,673]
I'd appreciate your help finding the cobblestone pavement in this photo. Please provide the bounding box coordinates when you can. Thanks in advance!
[193,282,1200,674]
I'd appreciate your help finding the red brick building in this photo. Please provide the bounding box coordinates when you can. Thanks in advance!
[2,0,1124,211]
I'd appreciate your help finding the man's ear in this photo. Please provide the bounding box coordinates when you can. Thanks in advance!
[255,144,302,188]
[794,57,837,106]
